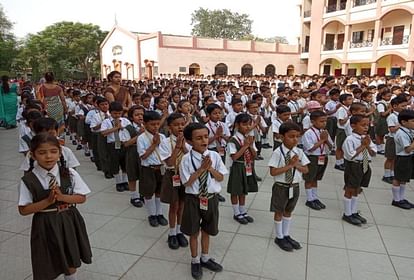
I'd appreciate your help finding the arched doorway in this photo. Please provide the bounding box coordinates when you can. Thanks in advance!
[189,63,200,75]
[287,65,295,76]
[322,20,346,50]
[319,58,342,76]
[377,54,406,76]
[380,9,411,46]
[241,64,253,76]
[214,63,228,76]
[265,64,276,76]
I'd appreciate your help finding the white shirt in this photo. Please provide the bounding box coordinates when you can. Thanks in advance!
[302,114,311,130]
[303,127,333,156]
[288,101,300,113]
[386,112,399,138]
[268,144,310,184]
[215,101,230,116]
[207,120,230,149]
[376,101,387,114]
[225,111,241,129]
[343,133,377,161]
[159,134,191,168]
[336,106,350,130]
[20,145,80,171]
[100,117,131,143]
[18,164,90,206]
[227,132,257,165]
[19,125,33,153]
[271,114,283,134]
[179,149,228,194]
[85,109,98,125]
[137,131,166,166]
[325,100,338,117]
[395,127,414,156]
[89,110,110,131]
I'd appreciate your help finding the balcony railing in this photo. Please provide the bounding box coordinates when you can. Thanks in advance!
[350,40,373,48]
[323,43,343,51]
[302,46,309,53]
[353,0,376,7]
[304,10,311,17]
[380,35,410,46]
[326,2,346,13]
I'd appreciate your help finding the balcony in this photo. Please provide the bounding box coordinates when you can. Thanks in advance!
[326,2,346,13]
[350,40,373,48]
[304,10,311,17]
[380,35,410,46]
[302,45,309,53]
[323,43,343,51]
[353,0,376,7]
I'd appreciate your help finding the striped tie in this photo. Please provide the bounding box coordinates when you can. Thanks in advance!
[47,173,57,189]
[198,156,211,198]
[362,148,369,173]
[285,150,293,183]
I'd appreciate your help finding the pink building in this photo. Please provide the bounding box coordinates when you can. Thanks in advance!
[299,0,414,76]
[100,25,307,80]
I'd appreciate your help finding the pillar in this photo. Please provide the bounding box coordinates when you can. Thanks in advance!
[406,61,413,76]
[342,63,349,75]
[371,62,377,76]
[409,15,414,62]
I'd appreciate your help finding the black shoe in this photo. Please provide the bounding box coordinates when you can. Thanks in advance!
[233,214,248,225]
[104,172,114,179]
[306,200,321,210]
[352,213,367,224]
[255,176,262,182]
[72,140,77,145]
[262,143,272,149]
[157,215,168,226]
[274,237,293,251]
[377,150,385,155]
[122,182,130,191]
[382,176,393,184]
[242,213,254,223]
[391,200,411,210]
[334,164,345,171]
[116,184,125,192]
[330,150,336,156]
[130,198,143,208]
[66,131,70,136]
[314,199,326,209]
[84,151,91,157]
[97,166,102,171]
[342,214,362,226]
[201,258,223,272]
[90,157,95,162]
[176,233,188,247]
[167,235,179,250]
[255,155,264,160]
[285,236,302,250]
[191,262,202,280]
[76,144,82,150]
[217,194,226,202]
[148,215,159,227]
[401,199,414,208]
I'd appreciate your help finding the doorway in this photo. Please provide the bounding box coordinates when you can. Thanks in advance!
[393,25,404,45]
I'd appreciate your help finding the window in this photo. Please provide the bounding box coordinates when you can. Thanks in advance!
[367,29,374,42]
[179,67,186,72]
[352,31,364,43]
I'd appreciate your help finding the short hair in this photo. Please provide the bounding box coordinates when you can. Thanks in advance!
[310,110,326,121]
[252,94,263,101]
[141,93,151,101]
[391,95,407,106]
[398,109,414,124]
[339,93,352,104]
[143,110,161,122]
[183,122,208,141]
[167,112,185,125]
[276,97,288,105]
[329,88,341,96]
[288,89,298,96]
[206,103,221,114]
[279,122,302,135]
[26,110,42,124]
[72,90,81,97]
[350,114,368,125]
[154,96,165,106]
[350,102,366,113]
[276,105,291,114]
[245,100,258,109]
[107,71,121,81]
[127,105,145,120]
[215,91,224,97]
[353,87,363,95]
[361,91,372,100]
[109,101,123,112]
[234,113,252,125]
[96,97,109,105]
[231,98,243,106]
[33,117,58,134]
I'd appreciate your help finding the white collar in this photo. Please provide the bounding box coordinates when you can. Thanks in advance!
[34,163,59,179]
[191,149,210,160]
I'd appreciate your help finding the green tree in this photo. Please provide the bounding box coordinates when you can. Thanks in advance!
[0,4,18,76]
[191,8,252,40]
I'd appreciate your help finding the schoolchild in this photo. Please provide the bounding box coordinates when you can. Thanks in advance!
[246,100,267,160]
[374,88,393,154]
[287,89,304,125]
[168,91,181,114]
[215,91,230,120]
[179,122,228,279]
[159,113,190,249]
[75,93,94,154]
[18,133,92,280]
[271,105,291,150]
[268,122,310,251]
[137,111,169,227]
[342,115,376,226]
[85,95,100,162]
[324,88,341,143]
[19,110,42,155]
[334,93,353,171]
[141,93,153,111]
[302,111,333,210]
[154,96,169,135]
[302,101,322,131]
[200,96,215,123]
[360,91,376,140]
[227,113,258,224]
[100,102,131,192]
[260,89,275,149]
[178,99,198,125]
[206,103,230,163]
[225,98,243,131]
[68,90,81,146]
[391,109,414,209]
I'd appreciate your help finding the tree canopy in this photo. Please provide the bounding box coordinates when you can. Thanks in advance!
[0,4,18,76]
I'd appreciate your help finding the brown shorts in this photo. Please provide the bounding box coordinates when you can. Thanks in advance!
[384,137,396,160]
[303,155,328,182]
[336,128,346,150]
[394,155,413,183]
[270,182,300,213]
[344,160,371,188]
[161,169,186,204]
[139,166,162,197]
[181,194,219,236]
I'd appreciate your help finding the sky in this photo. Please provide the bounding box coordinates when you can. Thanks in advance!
[2,0,301,44]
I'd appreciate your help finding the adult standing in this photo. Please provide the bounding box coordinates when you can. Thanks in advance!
[0,75,18,129]
[104,71,132,112]
[36,72,67,132]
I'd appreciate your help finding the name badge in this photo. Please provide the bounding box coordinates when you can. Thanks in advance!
[199,197,208,211]
[115,142,121,150]
[245,162,253,176]
[288,187,294,199]
[160,165,166,176]
[172,174,181,187]
[57,203,70,213]
[318,155,325,166]
[218,146,225,156]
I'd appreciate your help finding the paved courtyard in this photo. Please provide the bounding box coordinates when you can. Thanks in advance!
[1,128,414,280]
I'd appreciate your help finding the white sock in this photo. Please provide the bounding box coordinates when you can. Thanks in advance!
[391,170,394,177]
[145,197,156,216]
[83,144,89,153]
[381,144,385,151]
[64,272,77,280]
[169,227,177,236]
[191,256,200,264]
[343,197,352,216]
[274,220,283,239]
[311,188,318,200]
[376,144,382,151]
[201,253,210,263]
[399,185,406,200]
[89,149,94,157]
[306,189,314,201]
[392,186,401,202]
[176,224,181,234]
[351,196,358,214]
[130,191,139,199]
[384,169,391,177]
[336,159,342,165]
[121,173,128,183]
[155,197,163,215]
[282,216,292,237]
[114,173,122,184]
[232,204,240,216]
[239,205,247,215]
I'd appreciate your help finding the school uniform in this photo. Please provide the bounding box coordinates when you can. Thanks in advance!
[225,111,241,131]
[375,100,389,137]
[19,125,34,153]
[20,145,80,171]
[361,100,375,139]
[385,112,399,160]
[19,164,92,280]
[394,127,414,182]
[343,132,377,188]
[100,117,131,175]
[249,113,267,156]
[336,105,351,149]
[67,100,78,133]
[302,127,332,182]
[76,103,94,143]
[226,132,258,195]
[271,113,283,150]
[89,110,110,171]
[179,149,228,236]
[325,100,338,140]
[85,109,98,153]
[288,100,302,124]
[137,131,166,197]
[124,123,142,182]
[207,120,230,163]
[302,113,311,131]
[268,144,310,213]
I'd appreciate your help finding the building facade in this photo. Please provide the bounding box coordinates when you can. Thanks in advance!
[100,26,306,80]
[300,0,414,76]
